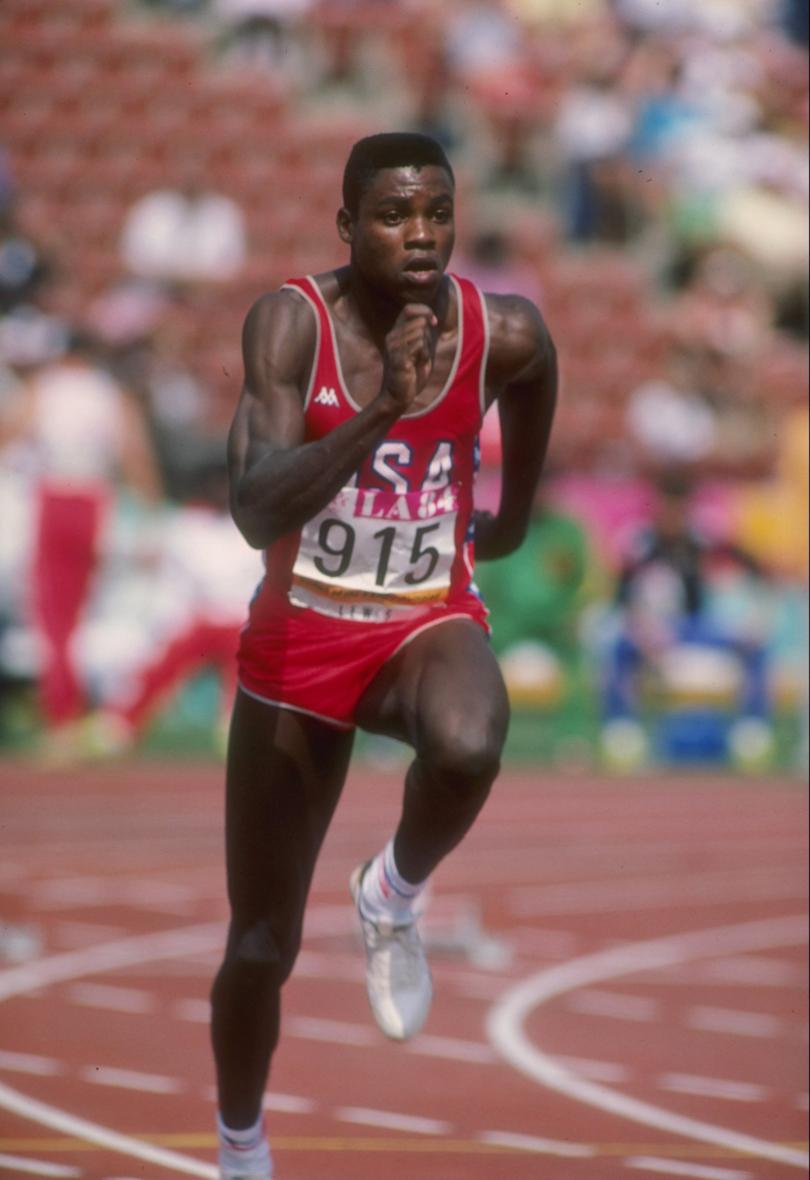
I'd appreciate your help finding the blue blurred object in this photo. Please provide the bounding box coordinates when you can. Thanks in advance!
[655,708,730,765]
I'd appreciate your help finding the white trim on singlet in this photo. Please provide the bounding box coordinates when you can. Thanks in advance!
[237,680,356,730]
[304,274,464,421]
[476,284,491,416]
[280,281,322,411]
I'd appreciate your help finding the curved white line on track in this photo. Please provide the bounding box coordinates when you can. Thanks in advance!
[487,914,810,1170]
[0,1084,217,1178]
[0,922,224,1003]
[0,921,224,1177]
[0,1154,81,1177]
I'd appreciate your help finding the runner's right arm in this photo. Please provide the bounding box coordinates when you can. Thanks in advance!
[228,290,434,549]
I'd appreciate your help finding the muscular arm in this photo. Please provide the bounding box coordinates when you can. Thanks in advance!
[229,289,437,549]
[476,294,558,560]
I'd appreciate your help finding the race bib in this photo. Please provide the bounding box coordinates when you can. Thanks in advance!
[289,484,460,622]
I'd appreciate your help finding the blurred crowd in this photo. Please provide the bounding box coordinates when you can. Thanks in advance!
[0,0,807,768]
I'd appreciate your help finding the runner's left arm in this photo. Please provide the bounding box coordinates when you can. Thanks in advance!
[475,294,558,561]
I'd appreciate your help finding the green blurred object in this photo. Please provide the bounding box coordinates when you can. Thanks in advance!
[475,507,591,660]
[474,505,599,763]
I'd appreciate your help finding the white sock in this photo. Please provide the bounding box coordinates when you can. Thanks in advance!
[359,838,427,925]
[217,1111,272,1178]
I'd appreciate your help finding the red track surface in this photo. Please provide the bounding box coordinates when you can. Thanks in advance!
[0,758,807,1180]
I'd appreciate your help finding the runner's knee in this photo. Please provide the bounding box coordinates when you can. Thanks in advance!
[225,917,301,985]
[420,718,503,791]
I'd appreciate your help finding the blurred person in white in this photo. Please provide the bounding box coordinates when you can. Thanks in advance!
[626,344,718,469]
[120,151,246,289]
[60,460,264,760]
[444,0,522,79]
[444,1,545,197]
[551,9,638,241]
[0,326,162,736]
[665,247,785,478]
[87,281,215,500]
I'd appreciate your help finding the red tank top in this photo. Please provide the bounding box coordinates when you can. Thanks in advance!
[257,273,489,624]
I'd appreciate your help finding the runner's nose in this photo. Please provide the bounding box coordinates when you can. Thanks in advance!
[405,217,435,247]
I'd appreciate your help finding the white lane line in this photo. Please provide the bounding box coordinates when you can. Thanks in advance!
[67,983,155,1014]
[702,955,807,988]
[0,1082,216,1178]
[263,1092,317,1115]
[686,1007,784,1039]
[553,1055,631,1084]
[0,922,227,1177]
[625,1157,752,1179]
[286,1015,376,1046]
[479,1130,595,1158]
[174,997,210,1023]
[0,1050,63,1077]
[407,1034,497,1064]
[0,921,224,1003]
[202,1084,316,1115]
[79,1065,181,1095]
[567,988,659,1022]
[487,914,809,1170]
[30,878,197,915]
[630,956,807,989]
[54,921,130,948]
[0,1154,81,1177]
[335,1107,451,1135]
[659,1074,768,1103]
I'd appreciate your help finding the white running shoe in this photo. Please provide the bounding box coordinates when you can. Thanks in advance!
[350,862,433,1042]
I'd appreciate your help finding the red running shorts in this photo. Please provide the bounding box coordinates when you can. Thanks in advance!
[237,593,489,729]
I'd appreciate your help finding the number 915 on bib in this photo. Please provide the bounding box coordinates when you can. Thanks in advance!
[289,484,460,616]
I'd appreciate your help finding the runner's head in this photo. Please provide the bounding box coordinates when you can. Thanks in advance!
[338,133,456,302]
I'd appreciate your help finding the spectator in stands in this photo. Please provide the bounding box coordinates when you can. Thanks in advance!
[0,330,162,738]
[120,152,246,290]
[86,281,215,500]
[213,0,312,81]
[599,469,774,768]
[46,460,264,762]
[552,41,638,242]
[625,344,718,470]
[456,227,544,306]
[138,0,208,14]
[0,201,51,314]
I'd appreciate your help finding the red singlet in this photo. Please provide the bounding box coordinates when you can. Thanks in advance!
[237,273,490,728]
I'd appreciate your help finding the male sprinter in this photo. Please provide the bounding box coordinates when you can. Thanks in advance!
[211,132,557,1179]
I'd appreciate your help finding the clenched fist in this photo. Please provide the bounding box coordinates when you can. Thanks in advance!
[381,304,438,412]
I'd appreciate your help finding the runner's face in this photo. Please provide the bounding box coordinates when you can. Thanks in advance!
[341,166,455,301]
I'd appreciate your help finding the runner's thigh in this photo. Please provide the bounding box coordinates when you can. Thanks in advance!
[225,688,354,922]
[356,619,509,755]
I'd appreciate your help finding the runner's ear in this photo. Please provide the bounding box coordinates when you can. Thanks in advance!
[337,207,354,245]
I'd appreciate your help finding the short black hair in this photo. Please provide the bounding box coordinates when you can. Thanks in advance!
[342,132,455,215]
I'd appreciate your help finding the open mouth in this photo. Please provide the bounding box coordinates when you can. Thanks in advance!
[403,258,440,282]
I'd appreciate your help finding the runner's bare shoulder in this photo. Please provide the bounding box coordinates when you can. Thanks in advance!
[242,286,319,399]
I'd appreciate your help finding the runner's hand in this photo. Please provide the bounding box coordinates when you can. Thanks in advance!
[381,304,438,411]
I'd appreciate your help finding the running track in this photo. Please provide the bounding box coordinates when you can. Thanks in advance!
[0,758,807,1180]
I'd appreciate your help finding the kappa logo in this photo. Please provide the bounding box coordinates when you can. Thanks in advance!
[314,385,339,407]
